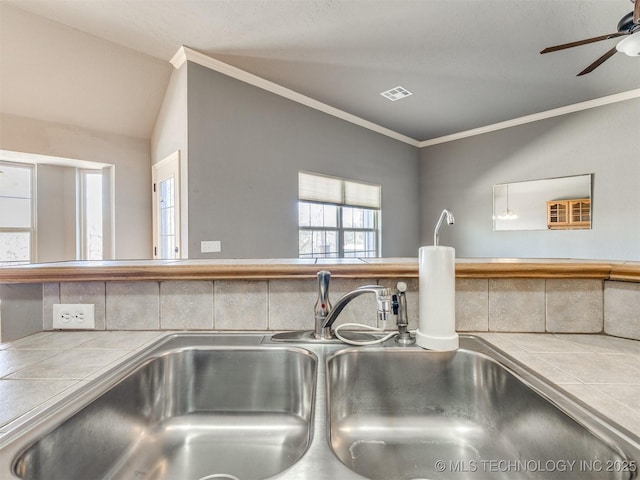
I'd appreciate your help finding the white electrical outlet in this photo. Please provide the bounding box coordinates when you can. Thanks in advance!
[52,304,96,330]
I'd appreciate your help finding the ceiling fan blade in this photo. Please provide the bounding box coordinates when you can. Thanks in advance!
[576,47,618,76]
[540,32,627,54]
[634,0,640,24]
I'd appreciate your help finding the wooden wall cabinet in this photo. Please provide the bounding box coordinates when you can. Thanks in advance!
[547,198,590,229]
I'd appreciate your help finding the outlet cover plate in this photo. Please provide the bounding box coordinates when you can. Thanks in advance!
[53,304,96,330]
[201,240,221,253]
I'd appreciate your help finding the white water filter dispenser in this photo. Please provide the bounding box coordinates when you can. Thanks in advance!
[415,209,459,351]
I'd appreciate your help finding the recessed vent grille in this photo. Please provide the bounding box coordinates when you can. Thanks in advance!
[380,86,413,101]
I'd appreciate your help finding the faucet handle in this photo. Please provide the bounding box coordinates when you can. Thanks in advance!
[394,281,414,344]
[314,270,332,317]
[391,282,407,315]
[314,271,332,339]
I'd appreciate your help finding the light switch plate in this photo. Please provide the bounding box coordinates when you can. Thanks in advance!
[201,240,221,253]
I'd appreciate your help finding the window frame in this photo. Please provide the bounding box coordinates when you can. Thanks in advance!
[0,161,36,265]
[78,169,104,260]
[298,171,381,259]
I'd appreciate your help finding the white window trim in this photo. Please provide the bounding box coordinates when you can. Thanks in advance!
[298,171,381,258]
[78,169,104,260]
[0,161,36,264]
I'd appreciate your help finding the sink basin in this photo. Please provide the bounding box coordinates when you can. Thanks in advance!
[327,338,639,480]
[10,336,317,480]
[4,333,639,480]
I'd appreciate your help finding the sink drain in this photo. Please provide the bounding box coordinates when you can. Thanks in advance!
[198,475,240,480]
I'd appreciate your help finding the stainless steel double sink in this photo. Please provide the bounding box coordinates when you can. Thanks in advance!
[1,334,638,479]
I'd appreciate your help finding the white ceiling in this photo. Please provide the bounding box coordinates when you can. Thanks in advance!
[3,0,640,142]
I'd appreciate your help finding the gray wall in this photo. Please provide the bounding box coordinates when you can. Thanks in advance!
[151,64,189,257]
[186,62,420,258]
[419,98,640,260]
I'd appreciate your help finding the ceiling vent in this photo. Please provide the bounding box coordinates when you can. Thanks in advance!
[380,86,413,101]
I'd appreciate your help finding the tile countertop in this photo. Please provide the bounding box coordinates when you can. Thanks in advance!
[1,331,639,441]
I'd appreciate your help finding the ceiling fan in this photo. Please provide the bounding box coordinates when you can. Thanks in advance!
[540,0,640,76]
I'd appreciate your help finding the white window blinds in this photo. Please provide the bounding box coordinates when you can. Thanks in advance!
[298,171,380,209]
[298,171,342,204]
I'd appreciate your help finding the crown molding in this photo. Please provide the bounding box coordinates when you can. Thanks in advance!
[418,88,640,148]
[170,47,188,69]
[170,47,640,150]
[172,46,420,147]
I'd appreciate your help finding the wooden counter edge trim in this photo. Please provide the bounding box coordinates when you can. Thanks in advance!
[456,263,613,279]
[0,264,417,283]
[0,262,625,283]
[609,265,640,283]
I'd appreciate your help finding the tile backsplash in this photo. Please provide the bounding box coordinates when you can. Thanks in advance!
[604,281,640,340]
[2,277,638,342]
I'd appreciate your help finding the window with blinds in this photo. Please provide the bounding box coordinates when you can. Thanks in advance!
[0,161,34,265]
[298,171,381,258]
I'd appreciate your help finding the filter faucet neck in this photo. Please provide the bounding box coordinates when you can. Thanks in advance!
[434,209,455,246]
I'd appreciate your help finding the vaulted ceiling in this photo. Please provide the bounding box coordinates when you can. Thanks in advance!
[2,0,639,142]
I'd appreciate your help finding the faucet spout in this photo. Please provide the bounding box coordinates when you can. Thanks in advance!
[320,285,393,339]
[433,208,455,246]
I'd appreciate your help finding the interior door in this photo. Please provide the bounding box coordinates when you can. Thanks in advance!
[152,152,181,259]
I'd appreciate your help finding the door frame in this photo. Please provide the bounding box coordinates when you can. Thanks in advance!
[152,151,182,259]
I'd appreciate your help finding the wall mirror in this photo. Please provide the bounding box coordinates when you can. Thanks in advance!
[493,174,592,231]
